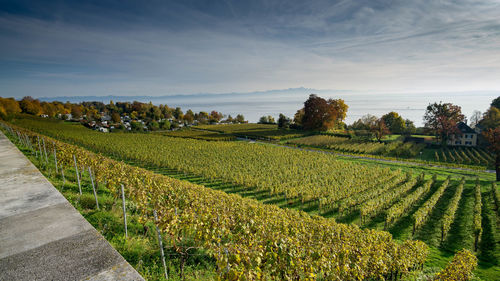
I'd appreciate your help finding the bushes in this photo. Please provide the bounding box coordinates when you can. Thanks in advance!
[434,249,477,281]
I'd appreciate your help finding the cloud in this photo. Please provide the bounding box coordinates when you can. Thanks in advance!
[0,0,500,97]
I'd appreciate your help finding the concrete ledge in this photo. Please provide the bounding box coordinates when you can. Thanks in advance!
[0,202,94,259]
[0,131,144,280]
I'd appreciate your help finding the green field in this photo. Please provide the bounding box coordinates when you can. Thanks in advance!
[4,116,500,280]
[194,123,310,140]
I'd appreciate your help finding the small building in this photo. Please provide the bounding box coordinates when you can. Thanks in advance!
[447,122,478,147]
[101,115,112,122]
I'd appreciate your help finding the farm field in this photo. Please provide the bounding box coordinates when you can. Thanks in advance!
[3,123,430,280]
[154,129,236,141]
[3,117,500,280]
[287,135,496,170]
[197,124,495,170]
[287,134,425,158]
[194,123,310,140]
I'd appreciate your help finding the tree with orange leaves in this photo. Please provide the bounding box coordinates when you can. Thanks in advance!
[301,94,348,131]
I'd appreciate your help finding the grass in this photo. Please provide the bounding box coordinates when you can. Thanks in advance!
[116,154,500,280]
[4,124,500,280]
[194,123,311,140]
[9,141,217,281]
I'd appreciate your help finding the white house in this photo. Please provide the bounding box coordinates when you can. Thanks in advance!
[447,122,478,147]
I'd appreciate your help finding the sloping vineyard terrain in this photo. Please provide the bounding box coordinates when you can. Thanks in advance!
[4,117,500,280]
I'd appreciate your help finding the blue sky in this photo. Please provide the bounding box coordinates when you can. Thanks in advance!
[1,0,500,98]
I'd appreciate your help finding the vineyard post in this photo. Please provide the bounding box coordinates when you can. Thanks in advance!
[37,136,42,161]
[73,155,82,195]
[42,138,48,163]
[24,134,33,153]
[15,131,21,145]
[121,184,128,238]
[89,167,99,210]
[28,135,35,153]
[23,134,29,150]
[61,167,66,190]
[34,139,38,158]
[153,210,168,280]
[53,147,58,174]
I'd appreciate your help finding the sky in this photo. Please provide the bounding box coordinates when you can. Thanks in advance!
[0,0,500,103]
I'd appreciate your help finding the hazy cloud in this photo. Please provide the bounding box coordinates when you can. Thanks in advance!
[0,0,500,97]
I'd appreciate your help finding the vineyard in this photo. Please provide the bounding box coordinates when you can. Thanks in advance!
[154,129,236,141]
[3,117,500,280]
[287,135,425,158]
[195,123,310,140]
[2,123,430,280]
[433,147,495,167]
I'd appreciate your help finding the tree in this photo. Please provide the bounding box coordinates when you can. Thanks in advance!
[301,94,348,131]
[184,109,195,124]
[130,121,143,131]
[85,107,100,121]
[483,128,500,181]
[209,111,223,123]
[197,111,209,124]
[424,102,465,146]
[293,109,305,128]
[71,105,83,119]
[278,114,291,128]
[160,105,173,119]
[258,115,275,124]
[381,112,406,134]
[479,106,500,130]
[19,96,42,115]
[470,110,482,128]
[235,114,245,123]
[159,119,171,130]
[151,106,162,120]
[350,114,377,130]
[149,120,160,131]
[224,115,234,123]
[404,119,416,135]
[41,102,57,117]
[173,107,183,120]
[0,97,21,120]
[111,112,121,123]
[371,119,390,141]
[491,96,500,109]
[0,105,6,120]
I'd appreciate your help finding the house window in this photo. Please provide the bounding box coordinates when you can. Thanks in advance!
[455,141,461,145]
[465,141,472,145]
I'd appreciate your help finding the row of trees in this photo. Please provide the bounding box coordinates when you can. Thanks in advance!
[0,96,246,126]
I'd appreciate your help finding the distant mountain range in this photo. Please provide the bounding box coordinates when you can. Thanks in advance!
[37,87,349,103]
